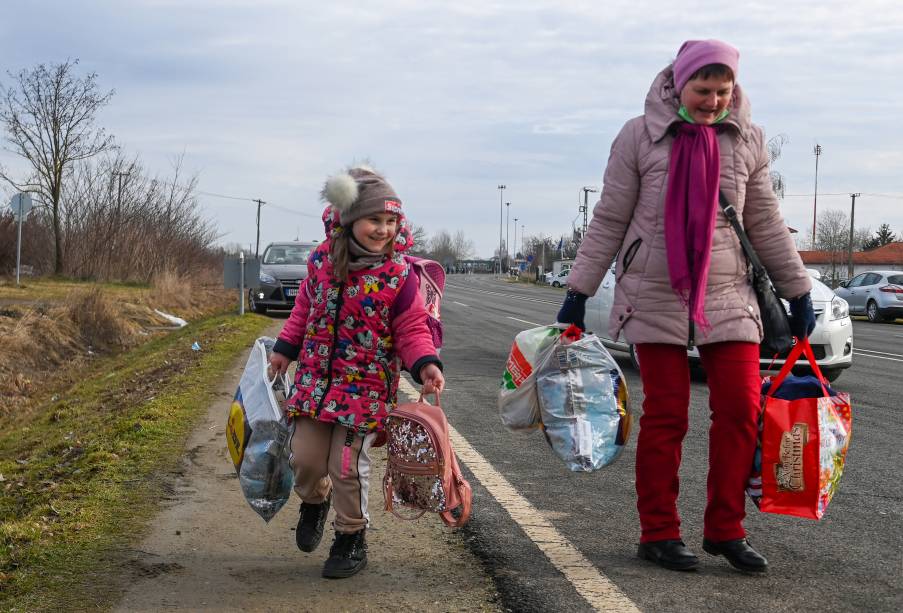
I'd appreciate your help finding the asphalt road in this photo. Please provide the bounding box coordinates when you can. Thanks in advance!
[439,275,902,613]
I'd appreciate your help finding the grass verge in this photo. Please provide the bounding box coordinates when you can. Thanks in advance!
[0,312,273,612]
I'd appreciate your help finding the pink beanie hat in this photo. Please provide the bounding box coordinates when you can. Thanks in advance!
[672,39,740,92]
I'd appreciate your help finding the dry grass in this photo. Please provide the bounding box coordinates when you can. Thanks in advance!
[0,269,236,419]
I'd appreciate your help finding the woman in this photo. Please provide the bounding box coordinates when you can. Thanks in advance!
[557,40,815,573]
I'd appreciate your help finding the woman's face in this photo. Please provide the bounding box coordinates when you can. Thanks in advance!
[679,75,734,125]
[351,212,398,252]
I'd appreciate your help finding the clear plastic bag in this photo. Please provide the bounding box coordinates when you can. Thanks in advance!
[226,337,295,521]
[535,334,632,472]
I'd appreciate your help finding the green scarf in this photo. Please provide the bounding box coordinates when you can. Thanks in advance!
[678,105,730,124]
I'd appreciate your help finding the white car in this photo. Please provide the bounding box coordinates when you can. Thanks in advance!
[547,270,571,287]
[584,266,853,382]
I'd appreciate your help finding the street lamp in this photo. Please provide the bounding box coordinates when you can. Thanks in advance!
[812,144,822,249]
[513,217,519,266]
[505,202,511,272]
[497,185,506,274]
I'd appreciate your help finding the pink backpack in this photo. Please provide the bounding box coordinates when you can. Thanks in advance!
[383,393,472,527]
[392,256,445,349]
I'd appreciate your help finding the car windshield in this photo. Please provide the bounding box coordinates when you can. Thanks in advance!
[888,274,903,285]
[263,245,312,264]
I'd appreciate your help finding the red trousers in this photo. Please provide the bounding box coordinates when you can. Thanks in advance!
[635,341,760,543]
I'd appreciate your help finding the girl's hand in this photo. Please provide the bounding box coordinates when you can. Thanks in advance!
[419,363,445,395]
[269,352,290,378]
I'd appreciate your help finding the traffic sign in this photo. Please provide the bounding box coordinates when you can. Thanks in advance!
[9,192,33,218]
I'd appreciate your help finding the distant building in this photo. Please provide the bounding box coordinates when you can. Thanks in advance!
[798,242,903,286]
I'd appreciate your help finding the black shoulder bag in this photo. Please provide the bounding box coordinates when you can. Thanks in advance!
[718,191,793,355]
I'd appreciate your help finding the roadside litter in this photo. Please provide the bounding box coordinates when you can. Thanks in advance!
[153,308,188,328]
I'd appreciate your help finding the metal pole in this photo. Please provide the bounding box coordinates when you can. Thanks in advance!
[15,199,23,286]
[848,193,860,279]
[580,187,598,240]
[513,217,518,265]
[239,251,246,315]
[505,202,510,273]
[812,144,822,249]
[497,185,505,274]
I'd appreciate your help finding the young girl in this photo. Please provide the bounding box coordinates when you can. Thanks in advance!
[268,165,444,579]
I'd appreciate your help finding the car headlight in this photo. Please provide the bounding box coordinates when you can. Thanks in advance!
[830,296,849,320]
[259,271,276,284]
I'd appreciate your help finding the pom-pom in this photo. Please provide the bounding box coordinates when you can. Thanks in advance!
[322,172,358,211]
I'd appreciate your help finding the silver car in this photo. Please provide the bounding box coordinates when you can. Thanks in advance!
[584,266,853,382]
[248,241,316,314]
[834,270,903,323]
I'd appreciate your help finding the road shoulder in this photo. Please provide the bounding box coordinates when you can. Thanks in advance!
[114,330,501,612]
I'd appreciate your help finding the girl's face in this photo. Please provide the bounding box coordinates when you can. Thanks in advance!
[351,212,398,252]
[679,75,734,125]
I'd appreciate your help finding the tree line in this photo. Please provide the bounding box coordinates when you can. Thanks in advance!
[0,60,219,281]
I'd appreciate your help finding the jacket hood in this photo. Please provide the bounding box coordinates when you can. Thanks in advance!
[321,205,415,253]
[643,64,752,144]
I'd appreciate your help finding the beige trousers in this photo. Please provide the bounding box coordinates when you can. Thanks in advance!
[288,416,376,534]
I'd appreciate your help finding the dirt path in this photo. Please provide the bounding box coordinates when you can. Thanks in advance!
[113,325,500,612]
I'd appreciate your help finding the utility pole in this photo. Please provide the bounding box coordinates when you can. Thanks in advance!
[580,187,598,239]
[848,193,860,279]
[497,185,506,274]
[812,144,822,249]
[253,198,266,259]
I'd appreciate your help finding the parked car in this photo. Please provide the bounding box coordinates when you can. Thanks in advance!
[833,270,903,322]
[584,265,853,382]
[248,241,316,314]
[547,269,570,287]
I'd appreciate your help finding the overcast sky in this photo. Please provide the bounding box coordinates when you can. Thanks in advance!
[2,0,902,257]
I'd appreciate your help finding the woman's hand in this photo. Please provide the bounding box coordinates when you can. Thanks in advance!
[419,363,445,394]
[269,352,291,378]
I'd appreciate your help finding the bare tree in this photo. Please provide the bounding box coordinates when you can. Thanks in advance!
[812,209,871,285]
[0,59,115,273]
[406,222,430,257]
[766,133,789,199]
[427,229,474,268]
[452,230,475,260]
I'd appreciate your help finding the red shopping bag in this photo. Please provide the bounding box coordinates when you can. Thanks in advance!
[755,338,852,519]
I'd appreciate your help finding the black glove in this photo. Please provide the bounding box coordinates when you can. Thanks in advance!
[788,292,816,340]
[556,289,589,331]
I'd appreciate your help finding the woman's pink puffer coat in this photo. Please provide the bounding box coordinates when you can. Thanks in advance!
[567,65,811,347]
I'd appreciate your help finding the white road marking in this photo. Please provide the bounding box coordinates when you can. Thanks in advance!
[397,377,640,613]
[853,350,903,363]
[853,348,903,359]
[445,283,561,306]
[506,316,544,327]
[453,301,470,307]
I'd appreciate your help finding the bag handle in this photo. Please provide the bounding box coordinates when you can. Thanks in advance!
[766,337,831,398]
[418,390,441,406]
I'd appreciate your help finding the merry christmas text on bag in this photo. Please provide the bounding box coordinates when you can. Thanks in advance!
[383,392,472,527]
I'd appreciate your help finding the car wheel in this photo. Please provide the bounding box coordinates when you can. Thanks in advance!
[629,344,640,372]
[248,292,267,314]
[866,300,880,322]
[822,368,842,383]
[552,281,561,287]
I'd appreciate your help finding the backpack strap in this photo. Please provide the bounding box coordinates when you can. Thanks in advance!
[390,260,419,320]
[439,453,472,528]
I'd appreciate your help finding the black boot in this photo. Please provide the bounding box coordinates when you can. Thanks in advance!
[702,538,768,573]
[637,539,699,571]
[322,530,368,579]
[295,491,331,552]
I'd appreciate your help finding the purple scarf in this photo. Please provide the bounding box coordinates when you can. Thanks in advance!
[665,123,720,332]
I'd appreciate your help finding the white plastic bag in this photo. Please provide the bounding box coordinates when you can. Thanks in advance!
[535,334,632,472]
[226,337,295,521]
[498,326,562,430]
